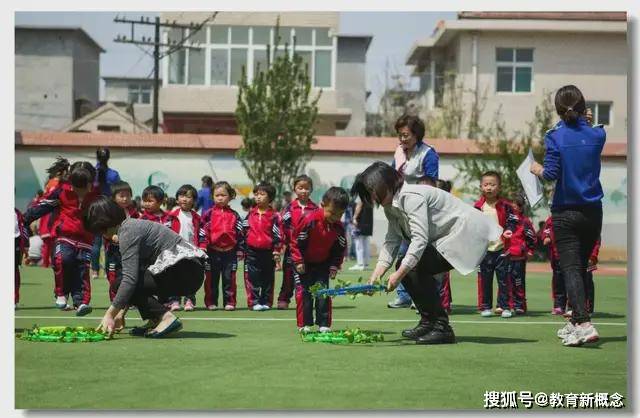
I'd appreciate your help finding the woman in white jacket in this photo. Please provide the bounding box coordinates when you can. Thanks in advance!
[351,162,502,345]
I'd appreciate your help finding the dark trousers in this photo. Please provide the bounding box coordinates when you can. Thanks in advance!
[552,206,602,324]
[435,271,452,312]
[53,240,92,307]
[129,258,205,321]
[551,258,567,310]
[244,247,275,307]
[90,235,102,273]
[477,250,510,311]
[277,248,295,303]
[401,245,453,327]
[105,243,122,302]
[15,241,21,304]
[509,259,527,311]
[204,249,238,308]
[294,262,332,328]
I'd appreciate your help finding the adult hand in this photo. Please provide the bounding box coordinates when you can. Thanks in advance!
[368,265,386,285]
[295,263,305,274]
[530,161,544,177]
[386,271,403,292]
[96,313,115,339]
[113,310,126,333]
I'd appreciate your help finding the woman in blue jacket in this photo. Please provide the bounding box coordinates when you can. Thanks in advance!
[531,85,605,347]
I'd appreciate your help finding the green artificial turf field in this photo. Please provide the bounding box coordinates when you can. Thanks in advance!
[14,262,627,410]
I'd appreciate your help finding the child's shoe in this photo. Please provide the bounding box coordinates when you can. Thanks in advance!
[169,301,181,311]
[76,304,92,317]
[207,305,218,311]
[494,307,504,315]
[252,304,264,311]
[298,326,312,333]
[480,309,493,317]
[551,307,565,315]
[501,309,512,318]
[318,326,331,333]
[277,301,289,310]
[224,304,235,311]
[515,308,525,315]
[184,300,194,311]
[55,296,67,309]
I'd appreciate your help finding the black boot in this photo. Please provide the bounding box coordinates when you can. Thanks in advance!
[401,322,434,340]
[415,322,456,345]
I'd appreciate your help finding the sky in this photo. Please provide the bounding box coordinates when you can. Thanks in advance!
[14,11,456,112]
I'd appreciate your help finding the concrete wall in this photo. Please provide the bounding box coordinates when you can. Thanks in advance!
[454,31,627,140]
[15,30,74,131]
[161,12,340,32]
[15,147,627,261]
[72,32,100,114]
[336,37,367,136]
[104,79,154,123]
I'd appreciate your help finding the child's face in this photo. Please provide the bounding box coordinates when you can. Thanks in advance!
[480,176,500,200]
[254,190,271,208]
[213,187,231,207]
[397,126,417,151]
[294,181,312,202]
[322,202,345,224]
[114,191,132,209]
[177,193,195,212]
[142,196,162,213]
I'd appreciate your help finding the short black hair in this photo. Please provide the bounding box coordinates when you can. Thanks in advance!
[436,179,452,193]
[322,187,350,210]
[83,196,127,234]
[46,156,70,178]
[213,181,236,200]
[513,193,527,209]
[253,182,276,203]
[165,197,178,210]
[68,161,96,187]
[394,114,425,142]
[111,181,133,199]
[293,174,313,190]
[351,161,404,206]
[241,197,255,210]
[176,184,198,200]
[201,175,213,188]
[142,185,165,202]
[481,170,502,185]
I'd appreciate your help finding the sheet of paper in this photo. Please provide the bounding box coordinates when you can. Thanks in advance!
[516,148,544,207]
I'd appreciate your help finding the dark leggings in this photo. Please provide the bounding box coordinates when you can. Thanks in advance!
[552,206,602,325]
[129,258,205,321]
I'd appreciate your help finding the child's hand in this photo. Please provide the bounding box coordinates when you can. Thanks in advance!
[588,257,597,267]
[543,237,551,246]
[329,268,337,279]
[295,263,305,274]
[111,234,119,244]
[503,230,513,239]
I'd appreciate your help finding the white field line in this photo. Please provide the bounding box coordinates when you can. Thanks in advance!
[14,315,627,327]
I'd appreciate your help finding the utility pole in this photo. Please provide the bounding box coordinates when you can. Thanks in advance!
[113,13,217,133]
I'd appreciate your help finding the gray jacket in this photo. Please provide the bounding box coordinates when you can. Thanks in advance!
[377,184,503,275]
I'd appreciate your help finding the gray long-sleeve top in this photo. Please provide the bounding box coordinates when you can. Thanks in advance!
[113,218,207,309]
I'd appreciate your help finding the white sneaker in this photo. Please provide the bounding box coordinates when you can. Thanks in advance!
[252,304,263,311]
[298,326,312,333]
[262,305,271,311]
[348,265,365,271]
[557,322,575,339]
[55,296,67,309]
[318,326,331,333]
[480,309,493,317]
[563,323,599,347]
[76,304,92,317]
[501,310,512,318]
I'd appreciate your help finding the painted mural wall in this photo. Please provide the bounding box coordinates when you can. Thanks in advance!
[15,147,627,260]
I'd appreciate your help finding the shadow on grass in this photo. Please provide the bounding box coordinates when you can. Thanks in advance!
[592,312,626,319]
[172,331,236,339]
[455,336,538,344]
[581,336,627,349]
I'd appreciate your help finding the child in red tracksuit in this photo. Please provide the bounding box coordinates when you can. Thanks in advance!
[201,181,243,311]
[164,184,205,311]
[40,157,70,269]
[242,182,284,310]
[140,185,168,224]
[474,171,518,318]
[15,208,29,308]
[24,161,99,315]
[506,195,537,314]
[277,174,318,310]
[542,216,600,315]
[290,187,348,332]
[104,181,139,302]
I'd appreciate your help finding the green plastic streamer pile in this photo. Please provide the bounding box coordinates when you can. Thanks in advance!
[300,328,384,344]
[18,325,107,343]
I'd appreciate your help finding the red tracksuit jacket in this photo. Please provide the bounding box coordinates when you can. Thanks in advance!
[289,208,346,270]
[201,205,243,251]
[140,209,167,224]
[125,205,140,219]
[281,199,318,245]
[507,213,537,259]
[164,208,205,247]
[473,196,518,250]
[541,216,601,267]
[242,206,284,252]
[24,182,100,247]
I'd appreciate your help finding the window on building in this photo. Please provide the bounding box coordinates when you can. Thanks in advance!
[586,101,612,125]
[166,25,335,88]
[496,48,533,93]
[97,125,121,132]
[128,84,152,104]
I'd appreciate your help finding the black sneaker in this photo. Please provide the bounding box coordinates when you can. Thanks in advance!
[415,325,456,345]
[401,322,434,340]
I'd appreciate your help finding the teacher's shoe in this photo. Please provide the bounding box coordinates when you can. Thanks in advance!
[415,324,456,345]
[562,323,599,347]
[145,318,183,339]
[130,320,160,337]
[401,322,433,340]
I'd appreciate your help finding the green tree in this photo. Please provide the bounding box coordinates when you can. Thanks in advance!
[235,24,321,196]
[454,92,556,215]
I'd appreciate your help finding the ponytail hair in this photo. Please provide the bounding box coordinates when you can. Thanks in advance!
[96,147,110,186]
[46,156,70,179]
[554,85,586,125]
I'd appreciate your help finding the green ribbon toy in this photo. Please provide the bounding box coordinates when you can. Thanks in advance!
[18,325,107,343]
[300,328,384,344]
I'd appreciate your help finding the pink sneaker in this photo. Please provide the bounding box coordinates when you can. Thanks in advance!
[184,300,194,311]
[494,307,503,315]
[169,301,181,311]
[515,308,525,315]
[224,304,235,311]
[277,301,289,310]
[207,305,218,311]
[552,307,564,315]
